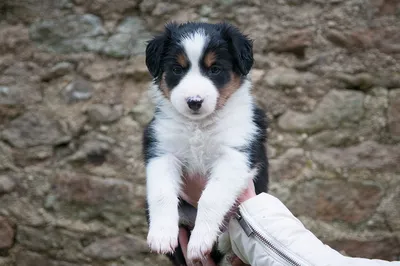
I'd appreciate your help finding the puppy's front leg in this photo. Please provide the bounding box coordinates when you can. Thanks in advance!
[187,147,252,261]
[146,154,182,254]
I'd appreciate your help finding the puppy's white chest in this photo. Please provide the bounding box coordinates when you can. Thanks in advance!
[181,126,221,175]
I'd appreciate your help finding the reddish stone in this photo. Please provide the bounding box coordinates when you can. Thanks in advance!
[388,89,400,138]
[376,0,400,16]
[269,148,306,181]
[15,250,50,266]
[288,180,383,224]
[312,141,400,172]
[325,27,400,54]
[0,216,15,250]
[83,235,148,259]
[325,29,377,51]
[326,238,400,261]
[270,30,313,57]
[54,172,134,206]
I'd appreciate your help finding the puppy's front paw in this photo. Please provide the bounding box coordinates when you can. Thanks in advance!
[217,231,232,254]
[147,223,179,254]
[187,227,216,262]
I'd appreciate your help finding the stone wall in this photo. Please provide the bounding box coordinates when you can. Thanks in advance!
[0,0,399,265]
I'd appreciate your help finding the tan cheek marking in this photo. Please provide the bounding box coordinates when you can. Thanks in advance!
[204,51,216,68]
[177,53,188,68]
[217,73,241,109]
[160,73,171,99]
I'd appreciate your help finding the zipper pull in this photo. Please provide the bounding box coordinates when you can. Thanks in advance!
[236,212,254,237]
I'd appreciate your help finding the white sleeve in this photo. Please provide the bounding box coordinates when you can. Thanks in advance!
[228,193,400,266]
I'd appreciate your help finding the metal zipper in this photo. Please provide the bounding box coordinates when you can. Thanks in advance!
[236,212,303,266]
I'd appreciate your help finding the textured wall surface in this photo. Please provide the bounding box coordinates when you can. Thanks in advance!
[0,0,399,265]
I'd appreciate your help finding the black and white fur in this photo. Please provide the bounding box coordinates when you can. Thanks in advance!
[142,22,268,265]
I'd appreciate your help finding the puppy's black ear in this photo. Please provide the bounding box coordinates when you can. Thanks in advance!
[145,34,167,78]
[220,23,254,76]
[145,23,177,78]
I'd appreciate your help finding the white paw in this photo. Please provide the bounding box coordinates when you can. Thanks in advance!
[147,223,179,254]
[217,231,232,254]
[187,227,217,262]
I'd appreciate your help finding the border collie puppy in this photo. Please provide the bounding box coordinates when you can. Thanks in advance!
[143,22,268,265]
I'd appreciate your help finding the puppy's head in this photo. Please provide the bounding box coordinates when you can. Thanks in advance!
[146,22,253,120]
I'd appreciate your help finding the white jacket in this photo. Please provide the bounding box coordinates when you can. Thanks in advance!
[228,193,400,266]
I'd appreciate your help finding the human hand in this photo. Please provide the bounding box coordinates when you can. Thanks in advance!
[181,175,256,208]
[179,175,255,265]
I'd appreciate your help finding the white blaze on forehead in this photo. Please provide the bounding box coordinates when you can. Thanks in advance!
[181,30,208,70]
[170,29,218,120]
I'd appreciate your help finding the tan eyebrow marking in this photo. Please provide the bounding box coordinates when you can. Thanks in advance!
[160,73,171,99]
[204,51,216,68]
[177,53,188,68]
[216,72,241,109]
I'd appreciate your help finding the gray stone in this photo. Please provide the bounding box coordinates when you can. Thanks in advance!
[6,199,46,226]
[0,62,42,112]
[15,249,91,266]
[287,179,383,224]
[0,216,15,250]
[0,81,42,122]
[1,111,70,148]
[3,0,72,23]
[102,17,152,58]
[78,0,139,17]
[326,237,400,261]
[269,148,306,181]
[41,62,74,81]
[139,0,157,12]
[388,89,400,138]
[0,175,15,194]
[130,92,154,126]
[0,86,10,95]
[14,145,53,166]
[199,5,213,16]
[86,104,123,124]
[0,257,13,266]
[49,172,134,214]
[278,90,364,133]
[377,186,400,231]
[30,14,107,53]
[264,67,317,88]
[358,87,388,138]
[306,130,358,148]
[16,251,49,266]
[64,137,111,165]
[253,88,288,117]
[152,2,180,16]
[118,55,151,82]
[250,69,265,84]
[0,142,14,170]
[62,78,93,103]
[312,141,400,171]
[333,72,375,91]
[82,62,112,81]
[17,226,64,251]
[83,235,148,259]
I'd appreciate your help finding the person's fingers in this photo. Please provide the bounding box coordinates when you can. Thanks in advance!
[237,178,256,203]
[179,227,218,266]
[180,174,208,208]
[230,254,250,266]
[202,255,217,266]
[178,227,190,264]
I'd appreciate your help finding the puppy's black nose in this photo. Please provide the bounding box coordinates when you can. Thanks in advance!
[187,98,203,111]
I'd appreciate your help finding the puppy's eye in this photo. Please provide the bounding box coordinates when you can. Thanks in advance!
[172,66,184,75]
[209,66,221,75]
